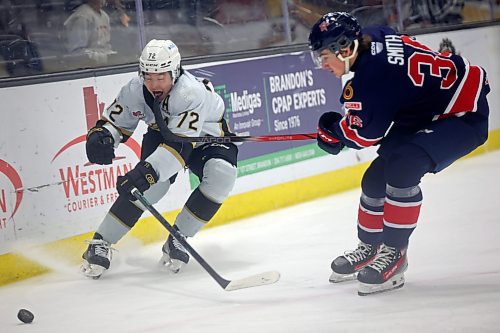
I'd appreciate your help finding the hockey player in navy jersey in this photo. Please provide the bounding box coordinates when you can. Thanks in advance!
[309,12,490,295]
[81,39,238,278]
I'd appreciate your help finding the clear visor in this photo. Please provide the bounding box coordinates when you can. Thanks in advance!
[311,36,352,67]
[311,50,322,68]
[312,39,358,76]
[312,49,342,68]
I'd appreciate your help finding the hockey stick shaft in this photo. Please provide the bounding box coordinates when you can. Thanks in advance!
[131,188,280,290]
[150,96,316,143]
[131,188,232,289]
[14,177,87,193]
[170,133,317,143]
[153,133,317,144]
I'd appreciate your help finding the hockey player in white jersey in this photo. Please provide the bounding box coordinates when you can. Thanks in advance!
[81,39,238,278]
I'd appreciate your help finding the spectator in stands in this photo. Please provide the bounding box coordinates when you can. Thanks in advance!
[412,0,464,25]
[384,0,464,29]
[63,0,115,66]
[110,0,130,27]
[0,0,43,76]
[0,0,29,37]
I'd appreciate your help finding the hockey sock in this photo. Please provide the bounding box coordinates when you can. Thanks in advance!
[383,184,422,248]
[357,192,384,245]
[175,188,221,237]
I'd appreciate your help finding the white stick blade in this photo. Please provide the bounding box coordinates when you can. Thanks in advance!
[224,271,280,291]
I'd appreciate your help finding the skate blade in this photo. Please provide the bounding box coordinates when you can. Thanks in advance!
[357,273,405,296]
[329,271,358,283]
[81,260,106,279]
[158,255,185,274]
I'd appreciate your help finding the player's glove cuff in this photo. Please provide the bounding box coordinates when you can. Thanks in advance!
[317,112,345,155]
[116,161,159,201]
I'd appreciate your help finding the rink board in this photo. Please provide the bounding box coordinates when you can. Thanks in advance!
[1,26,499,285]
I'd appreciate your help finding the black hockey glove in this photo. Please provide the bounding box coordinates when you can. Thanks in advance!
[317,112,345,155]
[86,125,115,165]
[116,161,159,201]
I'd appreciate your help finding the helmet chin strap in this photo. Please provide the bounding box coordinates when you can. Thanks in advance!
[336,40,359,74]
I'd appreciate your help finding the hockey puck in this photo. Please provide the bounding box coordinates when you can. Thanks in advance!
[17,309,34,324]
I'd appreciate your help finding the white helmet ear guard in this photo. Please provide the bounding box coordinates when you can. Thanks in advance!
[336,39,359,74]
[139,39,182,82]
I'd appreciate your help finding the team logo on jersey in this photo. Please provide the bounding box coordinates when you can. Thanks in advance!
[343,82,354,100]
[132,111,145,119]
[371,42,384,55]
[344,101,362,110]
[348,114,363,128]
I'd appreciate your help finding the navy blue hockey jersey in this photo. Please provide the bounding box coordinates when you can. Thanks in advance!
[331,26,489,149]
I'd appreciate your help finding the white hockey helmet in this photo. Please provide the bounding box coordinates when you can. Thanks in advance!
[139,39,182,82]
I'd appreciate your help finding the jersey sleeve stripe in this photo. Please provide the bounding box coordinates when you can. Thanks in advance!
[435,61,484,120]
[450,65,483,113]
[339,118,383,148]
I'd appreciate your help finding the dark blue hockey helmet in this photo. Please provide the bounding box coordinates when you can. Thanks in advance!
[309,12,361,53]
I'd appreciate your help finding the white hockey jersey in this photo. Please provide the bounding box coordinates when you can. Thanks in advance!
[102,70,227,143]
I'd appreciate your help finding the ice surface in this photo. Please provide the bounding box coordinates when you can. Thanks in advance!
[1,151,499,333]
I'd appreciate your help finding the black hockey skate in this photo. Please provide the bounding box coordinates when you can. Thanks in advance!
[159,227,189,273]
[357,244,408,296]
[329,242,379,283]
[81,233,114,279]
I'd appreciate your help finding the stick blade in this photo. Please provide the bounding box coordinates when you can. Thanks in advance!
[224,271,280,291]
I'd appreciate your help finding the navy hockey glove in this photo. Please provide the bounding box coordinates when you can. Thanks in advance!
[86,124,115,165]
[116,161,159,200]
[317,112,345,155]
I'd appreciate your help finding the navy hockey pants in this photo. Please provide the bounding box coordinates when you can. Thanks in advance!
[358,111,489,248]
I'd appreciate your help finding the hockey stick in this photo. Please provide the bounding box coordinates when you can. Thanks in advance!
[160,133,317,144]
[131,188,280,291]
[150,96,316,143]
[14,177,87,193]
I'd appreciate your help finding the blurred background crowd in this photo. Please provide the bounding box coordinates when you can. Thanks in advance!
[0,0,499,78]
